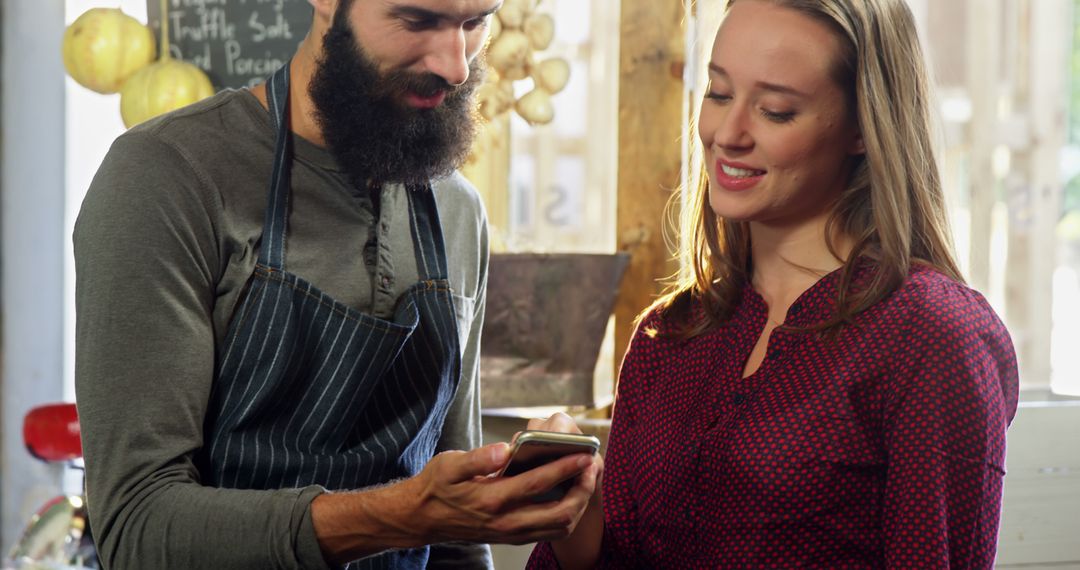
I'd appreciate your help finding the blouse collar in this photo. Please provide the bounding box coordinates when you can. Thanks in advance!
[736,257,878,329]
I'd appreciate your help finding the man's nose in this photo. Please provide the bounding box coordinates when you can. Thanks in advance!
[425,28,470,86]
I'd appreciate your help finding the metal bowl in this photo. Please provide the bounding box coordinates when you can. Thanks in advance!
[5,494,97,569]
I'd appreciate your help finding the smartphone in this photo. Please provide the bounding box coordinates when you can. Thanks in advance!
[498,430,601,502]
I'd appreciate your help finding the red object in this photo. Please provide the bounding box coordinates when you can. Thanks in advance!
[24,403,82,462]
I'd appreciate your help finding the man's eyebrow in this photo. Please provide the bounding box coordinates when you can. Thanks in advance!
[388,3,502,23]
[707,62,809,98]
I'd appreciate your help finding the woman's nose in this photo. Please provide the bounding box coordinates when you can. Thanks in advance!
[712,105,753,150]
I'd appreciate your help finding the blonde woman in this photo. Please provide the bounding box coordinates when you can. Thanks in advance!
[528,0,1019,568]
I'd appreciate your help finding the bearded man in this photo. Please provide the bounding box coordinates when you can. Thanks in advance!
[73,1,600,568]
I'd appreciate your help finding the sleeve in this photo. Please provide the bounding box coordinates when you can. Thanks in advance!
[428,184,493,569]
[527,311,661,569]
[74,130,330,570]
[882,286,1020,569]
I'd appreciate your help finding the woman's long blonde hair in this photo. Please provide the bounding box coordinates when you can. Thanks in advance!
[652,0,963,338]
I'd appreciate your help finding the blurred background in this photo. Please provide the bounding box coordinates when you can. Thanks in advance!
[2,0,1078,567]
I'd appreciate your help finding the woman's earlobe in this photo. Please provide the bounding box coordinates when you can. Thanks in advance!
[849,134,866,156]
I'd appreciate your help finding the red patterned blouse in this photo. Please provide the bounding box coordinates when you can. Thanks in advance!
[528,263,1019,569]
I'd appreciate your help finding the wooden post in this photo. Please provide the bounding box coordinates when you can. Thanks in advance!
[614,0,686,374]
[966,0,998,292]
[1004,0,1066,389]
[462,116,511,247]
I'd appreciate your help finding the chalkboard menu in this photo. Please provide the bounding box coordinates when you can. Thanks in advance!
[147,0,312,90]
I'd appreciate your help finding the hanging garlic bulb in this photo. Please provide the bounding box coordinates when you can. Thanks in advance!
[496,0,531,29]
[524,14,555,51]
[487,30,531,81]
[479,0,570,126]
[533,58,570,94]
[515,89,554,125]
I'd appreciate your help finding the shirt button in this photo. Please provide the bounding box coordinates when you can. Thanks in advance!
[381,275,391,288]
[732,393,748,405]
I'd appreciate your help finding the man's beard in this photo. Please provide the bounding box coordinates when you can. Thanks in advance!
[308,7,484,188]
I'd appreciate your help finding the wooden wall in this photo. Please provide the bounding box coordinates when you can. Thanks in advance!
[614,0,686,372]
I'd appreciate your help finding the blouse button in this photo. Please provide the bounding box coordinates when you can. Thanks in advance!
[732,393,748,405]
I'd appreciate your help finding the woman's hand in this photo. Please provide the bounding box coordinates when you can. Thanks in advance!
[527,413,606,570]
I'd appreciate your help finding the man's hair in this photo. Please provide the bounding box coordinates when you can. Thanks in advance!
[652,0,961,338]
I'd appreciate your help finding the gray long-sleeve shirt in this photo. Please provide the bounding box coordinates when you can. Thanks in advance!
[73,89,492,569]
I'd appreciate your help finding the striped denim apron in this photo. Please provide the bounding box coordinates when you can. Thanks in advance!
[197,63,462,569]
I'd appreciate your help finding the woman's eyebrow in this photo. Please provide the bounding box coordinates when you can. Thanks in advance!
[708,62,809,99]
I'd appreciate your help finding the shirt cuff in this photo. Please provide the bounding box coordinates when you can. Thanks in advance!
[294,486,333,570]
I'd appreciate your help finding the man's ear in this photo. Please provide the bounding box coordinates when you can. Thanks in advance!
[309,0,335,20]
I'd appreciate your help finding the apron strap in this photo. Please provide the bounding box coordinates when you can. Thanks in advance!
[259,62,293,269]
[405,184,450,282]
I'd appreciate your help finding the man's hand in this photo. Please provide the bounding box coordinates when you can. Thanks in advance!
[312,413,602,565]
[407,412,602,545]
[406,445,596,545]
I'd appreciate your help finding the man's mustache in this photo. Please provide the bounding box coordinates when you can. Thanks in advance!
[373,60,485,102]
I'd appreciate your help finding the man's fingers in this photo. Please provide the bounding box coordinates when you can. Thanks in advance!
[485,481,593,542]
[530,412,581,434]
[560,465,600,505]
[439,442,511,482]
[564,459,602,496]
[499,452,593,499]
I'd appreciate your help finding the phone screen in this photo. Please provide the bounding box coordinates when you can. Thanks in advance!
[501,431,599,502]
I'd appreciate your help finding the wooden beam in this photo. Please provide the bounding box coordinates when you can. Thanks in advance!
[1004,0,1066,389]
[965,0,998,292]
[462,115,511,244]
[615,0,686,375]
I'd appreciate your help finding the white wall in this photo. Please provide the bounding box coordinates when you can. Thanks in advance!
[1,0,70,549]
[61,0,146,398]
[997,402,1080,568]
[0,0,141,550]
